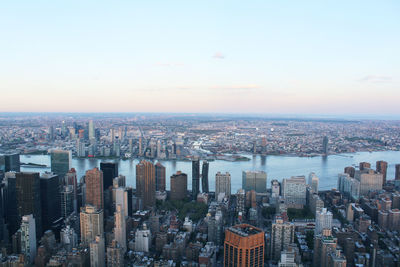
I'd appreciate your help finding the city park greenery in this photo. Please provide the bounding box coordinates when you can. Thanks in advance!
[156,199,208,222]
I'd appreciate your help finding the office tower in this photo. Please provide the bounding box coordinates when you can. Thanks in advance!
[376,161,388,185]
[155,162,166,192]
[60,225,78,252]
[40,172,61,232]
[4,172,18,236]
[114,205,126,252]
[315,208,333,235]
[125,187,133,217]
[113,175,126,188]
[16,172,42,238]
[313,229,338,267]
[192,159,200,200]
[50,150,72,180]
[136,160,156,209]
[80,205,104,245]
[66,168,78,213]
[271,180,280,197]
[242,171,267,193]
[322,136,329,154]
[114,187,126,215]
[282,176,307,207]
[113,137,121,157]
[76,138,86,157]
[138,137,143,156]
[395,164,400,180]
[135,224,151,252]
[344,166,355,178]
[359,162,371,171]
[100,162,118,191]
[61,185,74,219]
[85,167,104,210]
[88,120,95,139]
[215,172,231,199]
[224,224,265,267]
[170,171,187,201]
[107,240,124,267]
[308,172,319,193]
[270,216,295,261]
[0,154,20,173]
[337,173,360,200]
[354,169,383,196]
[202,161,209,193]
[90,235,105,267]
[20,215,36,265]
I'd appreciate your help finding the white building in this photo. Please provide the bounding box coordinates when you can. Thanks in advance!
[215,172,231,198]
[338,173,360,200]
[90,235,105,267]
[114,205,126,252]
[315,208,333,235]
[308,172,319,193]
[355,169,383,196]
[20,215,36,264]
[135,224,151,252]
[282,176,307,207]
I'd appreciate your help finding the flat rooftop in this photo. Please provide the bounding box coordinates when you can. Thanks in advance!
[227,224,262,237]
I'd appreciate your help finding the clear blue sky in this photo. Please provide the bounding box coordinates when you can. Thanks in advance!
[1,1,399,116]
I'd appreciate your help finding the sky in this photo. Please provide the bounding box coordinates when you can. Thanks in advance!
[1,1,399,116]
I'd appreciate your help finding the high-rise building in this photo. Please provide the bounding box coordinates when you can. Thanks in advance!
[202,161,209,193]
[50,150,72,180]
[88,120,95,140]
[60,225,78,252]
[90,235,105,267]
[136,160,156,209]
[359,162,371,171]
[40,172,61,232]
[387,209,400,231]
[344,166,355,178]
[20,215,36,265]
[80,205,104,245]
[224,224,265,267]
[192,159,200,200]
[270,216,295,261]
[313,229,338,267]
[315,208,333,235]
[322,136,329,155]
[0,154,20,173]
[114,204,126,252]
[135,224,151,252]
[337,173,360,200]
[100,162,118,191]
[61,185,74,219]
[107,240,124,267]
[354,169,383,196]
[282,176,307,207]
[308,172,319,193]
[236,189,245,219]
[215,172,231,199]
[395,164,400,180]
[4,172,18,236]
[66,168,78,213]
[271,180,280,198]
[242,171,267,193]
[16,172,42,238]
[76,138,86,157]
[155,162,166,192]
[85,168,104,210]
[327,249,347,267]
[376,161,388,185]
[170,171,187,201]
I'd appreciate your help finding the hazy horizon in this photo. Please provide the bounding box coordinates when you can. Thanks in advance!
[1,1,399,115]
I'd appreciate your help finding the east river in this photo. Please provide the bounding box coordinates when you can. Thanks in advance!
[20,151,400,192]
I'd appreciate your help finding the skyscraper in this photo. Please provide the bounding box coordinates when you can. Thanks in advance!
[344,166,355,178]
[376,161,388,185]
[88,120,95,140]
[20,215,36,265]
[66,168,78,213]
[202,161,209,193]
[85,168,104,210]
[354,169,383,196]
[114,204,126,252]
[155,162,166,192]
[282,176,307,207]
[107,240,124,267]
[215,172,231,199]
[40,172,61,233]
[322,136,329,154]
[242,171,267,193]
[61,185,74,219]
[100,162,118,191]
[359,162,371,171]
[313,229,338,267]
[315,208,333,235]
[80,205,104,245]
[192,159,200,200]
[395,164,400,180]
[308,172,319,193]
[270,216,295,261]
[16,172,42,238]
[50,150,72,180]
[224,224,265,267]
[170,171,187,201]
[4,172,18,236]
[90,235,105,267]
[0,154,20,173]
[136,160,156,209]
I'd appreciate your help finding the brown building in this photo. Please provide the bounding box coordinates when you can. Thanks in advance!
[313,229,338,267]
[224,224,265,267]
[395,164,400,180]
[85,167,104,210]
[376,161,388,185]
[170,171,187,201]
[359,162,371,171]
[136,160,156,209]
[344,166,355,178]
[155,162,166,192]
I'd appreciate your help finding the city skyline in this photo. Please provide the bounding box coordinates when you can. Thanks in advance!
[1,1,399,116]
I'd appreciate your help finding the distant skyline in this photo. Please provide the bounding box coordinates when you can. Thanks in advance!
[1,1,399,115]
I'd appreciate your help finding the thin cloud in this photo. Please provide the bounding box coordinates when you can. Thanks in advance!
[358,75,392,83]
[213,52,225,59]
[210,84,261,91]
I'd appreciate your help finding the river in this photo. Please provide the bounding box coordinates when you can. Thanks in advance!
[20,151,400,193]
